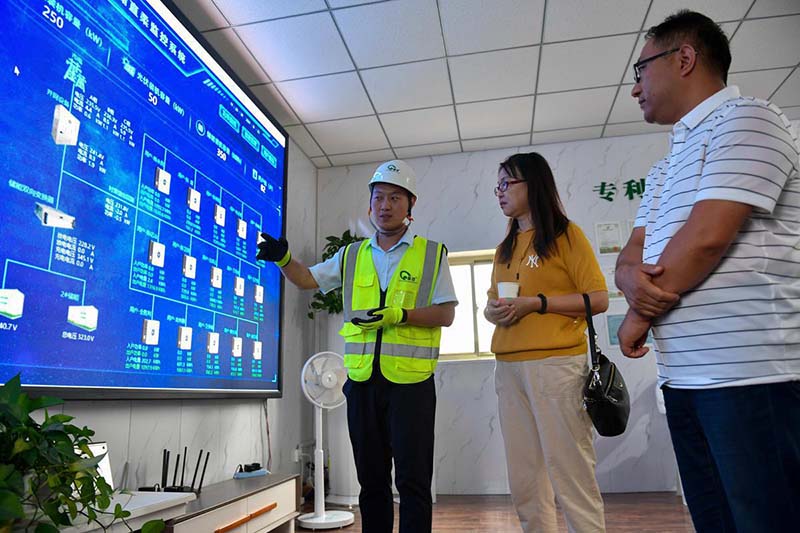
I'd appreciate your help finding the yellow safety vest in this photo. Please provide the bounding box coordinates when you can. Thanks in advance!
[339,236,444,384]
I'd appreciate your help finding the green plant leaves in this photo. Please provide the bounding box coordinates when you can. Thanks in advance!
[142,519,166,533]
[0,374,164,532]
[0,489,25,521]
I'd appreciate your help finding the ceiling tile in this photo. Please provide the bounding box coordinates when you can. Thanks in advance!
[334,0,444,68]
[531,126,603,145]
[609,84,644,123]
[311,156,331,168]
[307,116,389,154]
[276,72,373,123]
[730,15,800,72]
[772,69,800,108]
[729,68,794,101]
[328,1,375,7]
[747,0,800,18]
[533,87,616,131]
[457,97,534,139]
[285,125,324,157]
[329,150,396,166]
[202,28,270,85]
[439,0,545,55]
[236,13,353,81]
[781,106,800,121]
[380,107,458,147]
[212,0,326,26]
[544,0,648,42]
[395,142,462,159]
[361,59,452,113]
[172,0,229,32]
[604,122,672,137]
[538,35,637,93]
[462,134,530,152]
[450,47,539,103]
[645,0,752,27]
[250,84,300,127]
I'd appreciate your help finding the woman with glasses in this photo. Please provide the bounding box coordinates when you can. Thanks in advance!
[484,152,609,533]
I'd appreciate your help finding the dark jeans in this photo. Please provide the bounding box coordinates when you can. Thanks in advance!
[663,381,800,533]
[343,375,436,533]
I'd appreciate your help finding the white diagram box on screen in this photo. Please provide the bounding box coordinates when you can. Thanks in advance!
[148,240,166,268]
[35,203,75,229]
[237,218,247,239]
[177,326,192,350]
[213,204,226,226]
[142,319,160,345]
[0,289,25,319]
[182,254,196,279]
[210,266,222,288]
[234,276,245,297]
[232,336,242,358]
[252,340,262,360]
[155,168,171,194]
[254,284,264,304]
[207,332,220,354]
[67,305,98,331]
[51,104,80,145]
[187,187,201,212]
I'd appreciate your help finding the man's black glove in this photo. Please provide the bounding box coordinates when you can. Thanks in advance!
[351,307,407,330]
[257,233,291,266]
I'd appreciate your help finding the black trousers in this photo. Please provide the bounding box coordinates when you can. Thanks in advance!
[343,373,436,533]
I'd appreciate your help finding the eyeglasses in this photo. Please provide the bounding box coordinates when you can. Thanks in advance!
[494,179,525,195]
[633,47,680,83]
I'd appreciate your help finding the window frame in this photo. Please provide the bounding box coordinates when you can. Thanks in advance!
[440,249,497,361]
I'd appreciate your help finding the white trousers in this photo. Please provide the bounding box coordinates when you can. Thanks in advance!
[495,355,605,533]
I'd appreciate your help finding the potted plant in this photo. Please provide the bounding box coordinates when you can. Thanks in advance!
[0,374,164,533]
[307,230,362,319]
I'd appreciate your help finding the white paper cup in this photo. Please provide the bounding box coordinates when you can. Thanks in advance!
[497,281,520,299]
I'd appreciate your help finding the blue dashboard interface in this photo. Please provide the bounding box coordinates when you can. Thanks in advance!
[0,0,286,394]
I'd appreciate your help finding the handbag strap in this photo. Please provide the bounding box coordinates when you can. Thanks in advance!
[582,293,600,370]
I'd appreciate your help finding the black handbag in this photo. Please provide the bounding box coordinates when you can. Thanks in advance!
[581,294,630,437]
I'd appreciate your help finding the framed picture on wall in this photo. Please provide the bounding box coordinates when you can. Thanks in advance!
[602,265,625,299]
[606,313,654,346]
[621,219,638,241]
[595,222,623,255]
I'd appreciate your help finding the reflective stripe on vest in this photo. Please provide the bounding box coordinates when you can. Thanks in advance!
[339,235,443,384]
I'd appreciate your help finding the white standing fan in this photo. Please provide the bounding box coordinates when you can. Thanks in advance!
[298,351,355,530]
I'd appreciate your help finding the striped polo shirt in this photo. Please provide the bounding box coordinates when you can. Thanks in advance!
[635,85,800,389]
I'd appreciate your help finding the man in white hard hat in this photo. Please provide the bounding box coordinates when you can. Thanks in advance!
[257,159,457,533]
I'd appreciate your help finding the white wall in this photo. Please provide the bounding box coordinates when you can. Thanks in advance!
[316,132,684,494]
[62,140,317,490]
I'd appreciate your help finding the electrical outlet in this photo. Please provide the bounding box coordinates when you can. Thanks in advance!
[292,447,300,462]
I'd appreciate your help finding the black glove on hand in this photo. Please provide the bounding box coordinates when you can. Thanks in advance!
[350,307,406,330]
[256,233,291,266]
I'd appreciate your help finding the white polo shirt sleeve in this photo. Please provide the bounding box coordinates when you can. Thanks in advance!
[308,247,345,295]
[695,103,797,213]
[431,253,457,306]
[635,157,666,228]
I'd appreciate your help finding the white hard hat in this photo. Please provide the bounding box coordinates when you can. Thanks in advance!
[369,160,417,197]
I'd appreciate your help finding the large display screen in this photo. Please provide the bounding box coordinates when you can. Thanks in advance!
[0,0,287,398]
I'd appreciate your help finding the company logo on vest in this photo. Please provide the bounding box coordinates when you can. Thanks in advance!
[399,270,417,282]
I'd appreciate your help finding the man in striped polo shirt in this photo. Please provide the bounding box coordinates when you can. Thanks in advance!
[614,10,800,533]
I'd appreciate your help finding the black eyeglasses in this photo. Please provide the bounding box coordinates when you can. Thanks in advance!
[494,179,525,195]
[633,47,679,83]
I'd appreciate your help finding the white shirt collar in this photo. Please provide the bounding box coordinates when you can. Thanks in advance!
[368,227,413,252]
[677,85,741,131]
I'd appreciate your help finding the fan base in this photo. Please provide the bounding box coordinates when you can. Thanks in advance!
[297,509,355,529]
